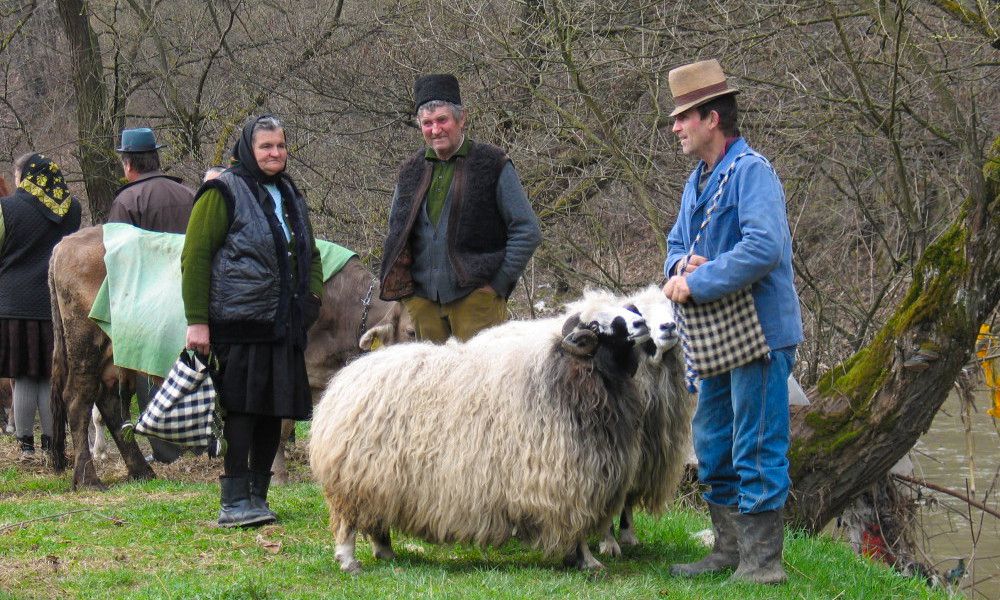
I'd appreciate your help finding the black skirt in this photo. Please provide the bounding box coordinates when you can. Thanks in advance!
[0,319,54,379]
[211,341,312,420]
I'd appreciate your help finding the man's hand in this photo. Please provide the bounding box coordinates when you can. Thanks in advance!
[186,324,211,356]
[662,275,691,304]
[677,254,708,275]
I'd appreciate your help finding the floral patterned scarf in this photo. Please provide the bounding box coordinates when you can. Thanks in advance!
[17,153,73,223]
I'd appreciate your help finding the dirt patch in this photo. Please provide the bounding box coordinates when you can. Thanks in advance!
[0,429,315,487]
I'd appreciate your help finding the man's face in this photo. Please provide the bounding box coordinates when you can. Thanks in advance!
[419,105,466,160]
[672,107,715,161]
[253,129,288,176]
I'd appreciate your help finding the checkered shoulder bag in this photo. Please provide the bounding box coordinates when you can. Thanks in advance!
[675,151,770,391]
[128,350,224,455]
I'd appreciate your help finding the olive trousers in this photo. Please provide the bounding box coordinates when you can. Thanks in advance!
[402,289,507,344]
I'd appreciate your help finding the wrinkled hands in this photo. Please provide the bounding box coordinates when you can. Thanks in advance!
[662,254,707,304]
[186,324,211,356]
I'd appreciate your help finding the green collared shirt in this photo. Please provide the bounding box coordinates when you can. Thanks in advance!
[424,137,471,226]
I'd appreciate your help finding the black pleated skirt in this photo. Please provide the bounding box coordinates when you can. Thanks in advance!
[0,319,54,379]
[211,341,312,420]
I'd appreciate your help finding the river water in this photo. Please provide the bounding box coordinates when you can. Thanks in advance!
[909,389,1000,598]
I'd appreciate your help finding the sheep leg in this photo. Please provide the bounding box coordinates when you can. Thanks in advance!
[367,525,395,561]
[334,519,361,574]
[563,540,604,571]
[617,503,639,547]
[270,419,294,485]
[599,523,622,557]
[88,405,108,461]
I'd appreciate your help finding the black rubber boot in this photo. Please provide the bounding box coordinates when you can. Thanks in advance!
[218,476,275,528]
[730,510,787,584]
[670,502,740,576]
[17,435,35,456]
[248,470,278,522]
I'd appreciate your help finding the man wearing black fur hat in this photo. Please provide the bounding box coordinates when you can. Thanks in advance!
[379,74,541,343]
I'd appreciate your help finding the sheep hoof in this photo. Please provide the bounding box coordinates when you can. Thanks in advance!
[579,557,605,571]
[598,538,622,557]
[618,529,639,547]
[373,547,395,561]
[338,558,362,574]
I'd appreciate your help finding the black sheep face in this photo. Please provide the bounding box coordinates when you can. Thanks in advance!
[560,306,649,377]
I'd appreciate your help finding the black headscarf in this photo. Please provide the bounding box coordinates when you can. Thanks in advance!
[16,153,74,223]
[230,115,285,185]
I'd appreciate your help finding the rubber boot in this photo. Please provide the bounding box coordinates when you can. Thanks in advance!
[218,476,274,528]
[670,502,740,576]
[17,435,35,456]
[730,510,787,584]
[248,470,278,523]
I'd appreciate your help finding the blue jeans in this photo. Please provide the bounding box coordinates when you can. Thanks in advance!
[692,347,795,514]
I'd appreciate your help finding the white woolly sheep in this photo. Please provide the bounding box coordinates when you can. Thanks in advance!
[579,286,693,556]
[309,299,651,572]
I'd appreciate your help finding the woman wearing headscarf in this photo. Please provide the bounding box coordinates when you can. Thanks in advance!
[182,115,322,527]
[0,154,82,456]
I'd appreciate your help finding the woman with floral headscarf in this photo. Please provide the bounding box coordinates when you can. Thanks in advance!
[0,154,81,456]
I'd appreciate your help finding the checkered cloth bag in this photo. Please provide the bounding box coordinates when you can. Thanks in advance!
[675,151,770,391]
[129,350,224,454]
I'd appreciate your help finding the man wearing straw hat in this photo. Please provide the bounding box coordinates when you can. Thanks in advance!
[662,60,802,584]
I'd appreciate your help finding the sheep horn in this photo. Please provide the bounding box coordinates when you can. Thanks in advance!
[562,329,598,357]
[561,313,582,336]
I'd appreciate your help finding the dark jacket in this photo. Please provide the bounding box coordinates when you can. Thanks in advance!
[202,170,315,345]
[109,171,195,233]
[380,141,524,301]
[0,190,82,320]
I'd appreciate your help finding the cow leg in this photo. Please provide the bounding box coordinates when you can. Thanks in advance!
[68,384,103,490]
[270,418,294,485]
[96,389,154,482]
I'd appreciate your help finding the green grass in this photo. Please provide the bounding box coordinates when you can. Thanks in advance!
[0,454,948,599]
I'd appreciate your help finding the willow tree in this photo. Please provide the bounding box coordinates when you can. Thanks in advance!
[785,0,999,531]
[788,137,998,531]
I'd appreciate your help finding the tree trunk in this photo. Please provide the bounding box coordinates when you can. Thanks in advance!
[55,0,118,222]
[787,136,1000,533]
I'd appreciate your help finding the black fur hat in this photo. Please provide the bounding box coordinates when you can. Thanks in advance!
[413,74,462,114]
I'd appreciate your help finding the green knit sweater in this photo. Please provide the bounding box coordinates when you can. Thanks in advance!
[181,188,323,325]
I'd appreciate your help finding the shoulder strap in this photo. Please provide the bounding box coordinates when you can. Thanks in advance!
[680,151,761,270]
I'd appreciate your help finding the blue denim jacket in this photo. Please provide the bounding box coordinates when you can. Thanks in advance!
[664,137,803,350]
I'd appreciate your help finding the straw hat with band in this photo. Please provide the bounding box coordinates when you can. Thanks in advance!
[668,59,740,117]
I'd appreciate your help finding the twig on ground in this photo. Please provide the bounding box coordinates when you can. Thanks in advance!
[0,508,93,534]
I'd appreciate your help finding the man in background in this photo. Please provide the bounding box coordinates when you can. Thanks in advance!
[109,127,196,463]
[379,74,541,343]
[109,127,193,234]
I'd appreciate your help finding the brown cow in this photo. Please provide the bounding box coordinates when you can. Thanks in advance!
[48,226,408,489]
